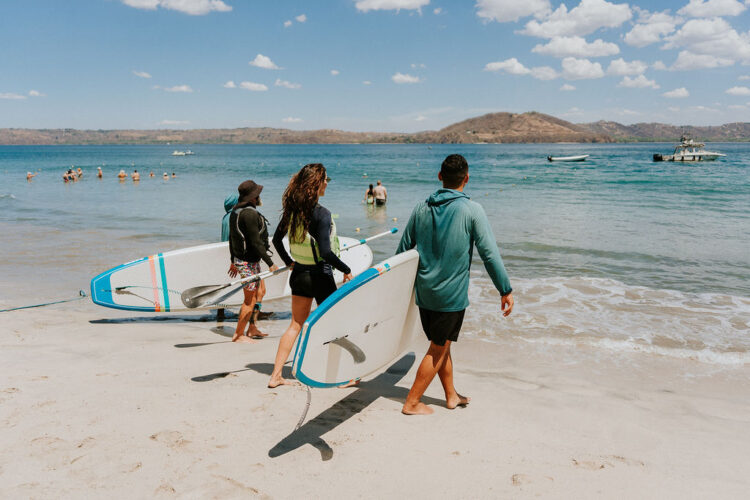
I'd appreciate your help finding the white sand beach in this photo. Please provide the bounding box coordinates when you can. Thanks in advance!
[2,300,749,499]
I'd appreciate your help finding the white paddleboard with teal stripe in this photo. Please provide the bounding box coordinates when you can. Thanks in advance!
[292,249,421,387]
[90,237,372,312]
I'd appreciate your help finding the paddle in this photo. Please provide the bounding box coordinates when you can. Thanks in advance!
[180,227,398,309]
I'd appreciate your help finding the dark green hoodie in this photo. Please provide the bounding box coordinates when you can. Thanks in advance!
[396,188,512,312]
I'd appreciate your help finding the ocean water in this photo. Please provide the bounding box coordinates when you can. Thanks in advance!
[1,143,749,366]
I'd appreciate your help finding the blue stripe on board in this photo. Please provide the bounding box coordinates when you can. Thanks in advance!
[90,257,148,309]
[158,253,170,312]
[293,267,381,387]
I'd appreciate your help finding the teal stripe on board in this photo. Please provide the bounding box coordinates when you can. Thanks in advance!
[158,253,170,311]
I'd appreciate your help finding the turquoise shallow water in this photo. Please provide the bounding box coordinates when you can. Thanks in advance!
[2,143,749,364]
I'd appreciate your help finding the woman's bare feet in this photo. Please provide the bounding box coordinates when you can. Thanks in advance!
[231,333,257,343]
[446,394,470,409]
[338,379,360,388]
[401,401,434,415]
[267,377,300,389]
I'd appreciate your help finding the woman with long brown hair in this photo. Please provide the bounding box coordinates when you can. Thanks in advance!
[269,163,352,387]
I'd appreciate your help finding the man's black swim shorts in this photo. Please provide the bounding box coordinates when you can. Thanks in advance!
[418,307,466,346]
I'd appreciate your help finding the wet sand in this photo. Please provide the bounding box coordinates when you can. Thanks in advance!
[1,300,749,498]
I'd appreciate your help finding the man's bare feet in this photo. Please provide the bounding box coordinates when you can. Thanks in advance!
[402,402,434,415]
[231,334,257,343]
[246,324,268,338]
[446,394,470,409]
[267,377,300,388]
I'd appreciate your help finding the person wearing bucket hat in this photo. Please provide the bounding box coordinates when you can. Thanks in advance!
[228,180,278,342]
[268,163,353,388]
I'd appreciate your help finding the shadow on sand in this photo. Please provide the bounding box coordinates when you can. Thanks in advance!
[244,353,443,461]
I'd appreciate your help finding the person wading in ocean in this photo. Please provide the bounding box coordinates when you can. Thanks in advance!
[228,180,277,342]
[396,154,514,415]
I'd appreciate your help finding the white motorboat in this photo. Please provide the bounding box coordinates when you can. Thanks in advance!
[172,150,186,156]
[653,137,725,162]
[547,154,589,162]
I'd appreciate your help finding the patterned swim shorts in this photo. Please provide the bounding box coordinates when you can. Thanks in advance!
[233,259,261,291]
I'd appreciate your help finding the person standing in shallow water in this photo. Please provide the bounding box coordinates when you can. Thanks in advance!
[228,180,277,342]
[373,180,387,206]
[269,163,352,388]
[396,154,514,415]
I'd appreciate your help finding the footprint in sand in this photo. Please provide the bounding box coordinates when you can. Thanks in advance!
[149,430,191,450]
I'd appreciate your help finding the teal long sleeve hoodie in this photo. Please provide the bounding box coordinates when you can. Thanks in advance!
[396,188,512,312]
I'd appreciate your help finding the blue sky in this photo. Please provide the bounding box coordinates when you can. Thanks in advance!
[2,0,750,131]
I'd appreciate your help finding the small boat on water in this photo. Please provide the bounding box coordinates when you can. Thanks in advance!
[653,136,725,162]
[547,154,589,162]
[171,150,194,156]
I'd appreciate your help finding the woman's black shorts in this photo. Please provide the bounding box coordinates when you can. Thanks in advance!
[418,307,466,346]
[289,263,338,305]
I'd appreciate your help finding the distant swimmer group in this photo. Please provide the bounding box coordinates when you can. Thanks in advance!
[56,166,176,183]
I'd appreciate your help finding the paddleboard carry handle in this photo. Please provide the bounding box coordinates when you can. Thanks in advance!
[181,228,399,309]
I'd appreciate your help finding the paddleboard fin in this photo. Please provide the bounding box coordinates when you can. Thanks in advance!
[326,337,366,364]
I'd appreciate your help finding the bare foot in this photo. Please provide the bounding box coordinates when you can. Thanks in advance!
[246,325,268,338]
[267,378,300,388]
[231,334,258,343]
[338,379,360,388]
[402,402,434,415]
[446,394,470,409]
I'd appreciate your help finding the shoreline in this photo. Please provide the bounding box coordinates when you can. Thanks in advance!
[2,301,749,497]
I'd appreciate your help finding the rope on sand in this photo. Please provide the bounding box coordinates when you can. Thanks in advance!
[295,385,312,431]
[0,290,87,313]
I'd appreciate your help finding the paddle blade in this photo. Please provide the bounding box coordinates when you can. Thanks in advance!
[180,284,232,309]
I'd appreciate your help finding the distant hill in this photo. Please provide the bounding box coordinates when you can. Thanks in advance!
[578,121,750,142]
[1,112,749,145]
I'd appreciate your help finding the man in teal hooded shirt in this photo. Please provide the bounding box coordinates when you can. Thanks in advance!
[396,154,514,415]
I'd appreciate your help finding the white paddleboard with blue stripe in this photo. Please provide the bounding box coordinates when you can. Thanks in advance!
[90,237,372,312]
[292,249,421,388]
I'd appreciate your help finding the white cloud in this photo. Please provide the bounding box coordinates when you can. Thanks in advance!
[223,80,236,88]
[475,0,551,23]
[275,78,301,89]
[0,92,26,100]
[561,57,605,80]
[282,117,303,123]
[532,36,619,58]
[239,81,268,91]
[363,80,372,85]
[624,8,679,47]
[283,20,292,27]
[132,70,152,78]
[663,18,750,65]
[530,66,559,80]
[121,0,232,15]
[159,119,190,125]
[617,74,660,89]
[726,86,750,96]
[163,85,193,92]
[671,50,734,70]
[433,7,442,14]
[355,0,429,12]
[484,57,530,75]
[662,87,689,98]
[652,60,668,70]
[560,83,576,91]
[330,70,340,76]
[295,14,307,22]
[728,104,748,110]
[411,63,427,69]
[415,115,427,121]
[392,72,422,84]
[249,54,281,70]
[484,58,558,79]
[606,58,648,76]
[678,0,746,18]
[28,90,45,97]
[739,75,750,80]
[521,0,632,39]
